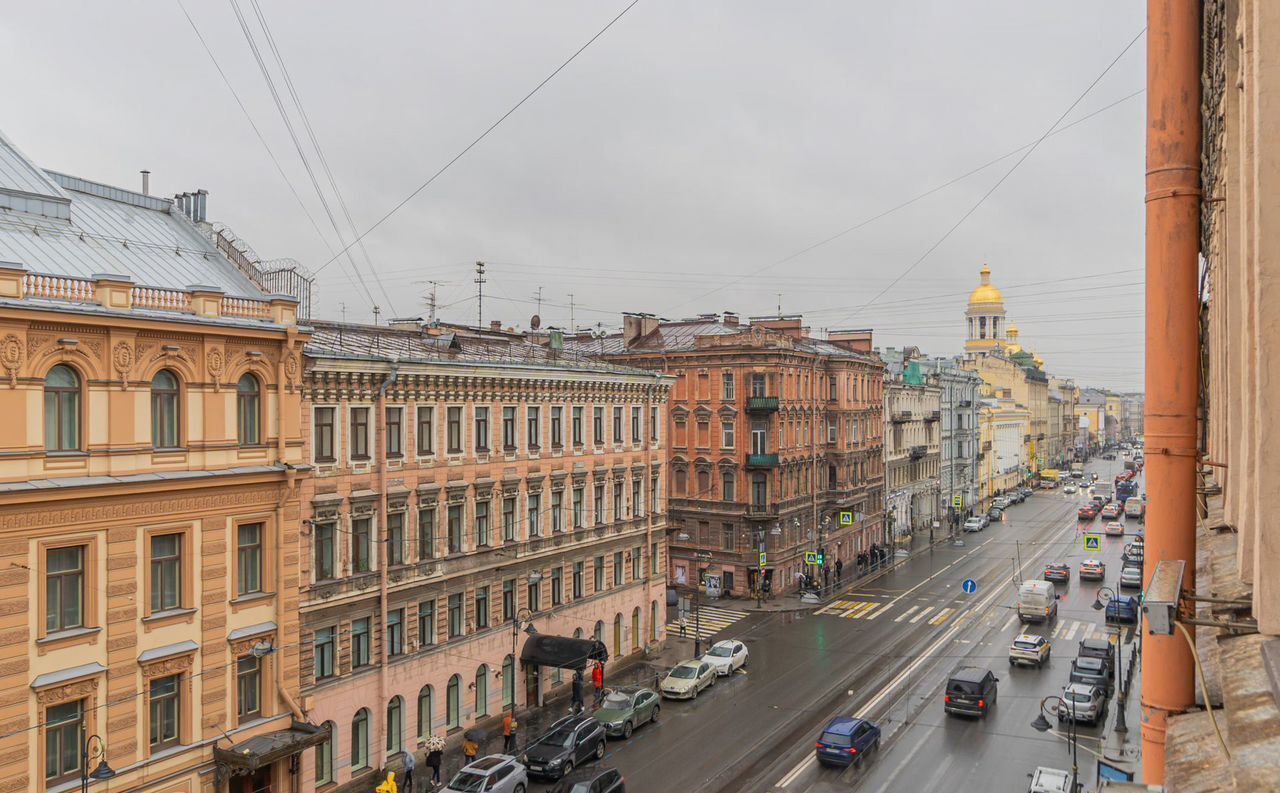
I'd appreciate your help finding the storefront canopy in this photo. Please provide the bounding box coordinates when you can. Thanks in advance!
[519,634,608,671]
[214,721,330,774]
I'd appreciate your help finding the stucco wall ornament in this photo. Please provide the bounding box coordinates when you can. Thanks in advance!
[1,334,22,387]
[112,341,134,389]
[207,347,225,389]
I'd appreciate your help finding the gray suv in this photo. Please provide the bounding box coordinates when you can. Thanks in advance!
[444,754,528,793]
[522,715,607,780]
[1057,683,1107,726]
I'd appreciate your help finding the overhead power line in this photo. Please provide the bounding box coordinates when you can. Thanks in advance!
[312,0,643,276]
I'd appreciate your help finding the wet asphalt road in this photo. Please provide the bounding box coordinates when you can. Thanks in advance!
[512,457,1143,793]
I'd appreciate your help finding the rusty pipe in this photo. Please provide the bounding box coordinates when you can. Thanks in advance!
[1142,0,1202,783]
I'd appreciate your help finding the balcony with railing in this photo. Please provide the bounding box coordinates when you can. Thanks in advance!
[746,396,780,413]
[746,502,778,519]
[925,410,941,422]
[891,410,913,423]
[746,453,780,468]
[910,445,927,460]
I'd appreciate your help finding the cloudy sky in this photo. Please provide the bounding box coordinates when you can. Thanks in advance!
[1,1,1146,390]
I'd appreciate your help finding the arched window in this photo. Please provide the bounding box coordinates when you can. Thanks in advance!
[386,696,403,754]
[474,665,489,717]
[696,468,710,495]
[351,708,369,771]
[151,370,180,448]
[237,374,261,445]
[613,613,623,657]
[417,685,433,741]
[501,656,515,709]
[44,365,80,451]
[632,606,641,649]
[594,620,604,644]
[315,721,335,786]
[446,675,461,729]
[674,467,687,496]
[651,600,660,641]
[573,627,583,640]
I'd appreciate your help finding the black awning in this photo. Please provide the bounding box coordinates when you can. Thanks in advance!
[520,634,608,671]
[214,721,330,773]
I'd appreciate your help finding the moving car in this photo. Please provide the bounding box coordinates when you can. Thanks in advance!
[1106,594,1139,625]
[1079,559,1106,581]
[1009,634,1052,667]
[1027,766,1074,793]
[813,716,881,768]
[1058,682,1108,726]
[1105,521,1125,537]
[1119,565,1144,590]
[1043,563,1071,583]
[1069,656,1113,696]
[522,716,607,780]
[701,639,748,676]
[1018,580,1058,622]
[660,660,715,700]
[1063,484,1078,494]
[963,517,986,533]
[1101,504,1122,520]
[1077,504,1099,521]
[549,767,625,793]
[592,687,659,739]
[944,667,999,718]
[445,755,529,793]
[1125,498,1146,521]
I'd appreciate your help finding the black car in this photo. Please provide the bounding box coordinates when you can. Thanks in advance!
[523,715,607,780]
[549,766,625,793]
[944,667,999,718]
[1069,656,1114,697]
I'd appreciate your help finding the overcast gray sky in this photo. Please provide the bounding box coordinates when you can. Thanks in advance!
[1,1,1146,390]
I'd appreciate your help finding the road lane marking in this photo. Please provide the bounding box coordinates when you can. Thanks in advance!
[895,606,920,623]
[1052,621,1064,638]
[1004,614,1020,631]
[928,607,955,626]
[864,603,887,620]
[909,606,935,624]
[841,602,874,618]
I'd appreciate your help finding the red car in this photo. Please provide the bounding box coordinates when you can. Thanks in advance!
[1078,505,1099,521]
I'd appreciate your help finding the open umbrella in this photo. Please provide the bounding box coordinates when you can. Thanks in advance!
[425,735,445,752]
[464,727,489,743]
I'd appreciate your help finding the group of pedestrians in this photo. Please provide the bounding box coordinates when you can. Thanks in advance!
[569,659,607,714]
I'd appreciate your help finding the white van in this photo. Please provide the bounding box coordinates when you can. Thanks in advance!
[1018,580,1058,622]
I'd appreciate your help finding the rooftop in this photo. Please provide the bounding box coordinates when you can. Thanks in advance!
[567,314,878,362]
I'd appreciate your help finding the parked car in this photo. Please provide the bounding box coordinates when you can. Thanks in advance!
[1058,683,1108,726]
[660,660,716,700]
[1123,543,1145,565]
[1119,565,1144,590]
[522,716,607,780]
[988,506,1004,521]
[445,755,529,793]
[814,716,881,768]
[963,517,985,532]
[1009,634,1052,667]
[549,767,625,793]
[1019,486,1035,498]
[944,667,999,718]
[1105,521,1125,536]
[1106,594,1139,625]
[1069,656,1113,697]
[1079,559,1106,581]
[592,687,659,739]
[1043,563,1071,583]
[993,497,1013,509]
[1078,637,1116,679]
[1027,767,1074,793]
[701,639,748,676]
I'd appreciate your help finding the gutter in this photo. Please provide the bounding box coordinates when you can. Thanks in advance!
[375,358,400,771]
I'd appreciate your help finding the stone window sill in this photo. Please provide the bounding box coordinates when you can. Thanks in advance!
[142,607,198,626]
[36,626,101,646]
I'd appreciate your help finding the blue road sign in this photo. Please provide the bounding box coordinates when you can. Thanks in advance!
[961,578,978,595]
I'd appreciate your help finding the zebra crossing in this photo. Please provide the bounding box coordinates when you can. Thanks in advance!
[814,599,890,620]
[666,605,750,641]
[1050,618,1111,642]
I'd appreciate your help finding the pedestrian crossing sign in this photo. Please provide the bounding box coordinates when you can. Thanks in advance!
[758,551,767,568]
[804,551,823,565]
[1084,534,1102,553]
[838,511,853,526]
[952,495,963,508]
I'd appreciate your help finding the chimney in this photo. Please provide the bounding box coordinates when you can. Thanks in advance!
[389,317,424,331]
[750,316,806,339]
[828,329,874,353]
[490,320,502,331]
[622,313,659,347]
[140,170,150,195]
[723,312,739,327]
[194,189,208,223]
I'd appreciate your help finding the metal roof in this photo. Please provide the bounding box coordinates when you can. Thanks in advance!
[566,318,874,361]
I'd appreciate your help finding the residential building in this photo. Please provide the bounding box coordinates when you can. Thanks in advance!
[1048,376,1078,467]
[298,320,670,792]
[0,130,316,793]
[881,348,942,543]
[976,391,1030,505]
[1074,388,1109,453]
[1120,392,1144,441]
[917,357,982,528]
[580,314,885,595]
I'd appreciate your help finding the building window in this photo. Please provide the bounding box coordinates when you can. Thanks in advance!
[351,708,369,770]
[613,406,623,443]
[527,577,541,612]
[502,406,516,449]
[236,655,261,721]
[588,406,601,444]
[651,406,659,441]
[387,609,404,656]
[46,545,85,633]
[474,665,489,718]
[350,407,370,459]
[722,523,736,551]
[448,593,463,638]
[551,567,563,605]
[352,618,371,668]
[572,406,584,445]
[150,533,182,612]
[43,365,82,452]
[447,407,463,453]
[652,600,660,641]
[446,675,461,729]
[551,490,563,532]
[314,407,336,462]
[350,516,371,573]
[613,482,624,520]
[44,699,83,784]
[593,483,605,524]
[594,556,604,593]
[573,561,584,599]
[386,696,403,754]
[447,506,463,554]
[236,374,265,445]
[752,473,768,505]
[417,406,434,454]
[502,579,515,622]
[613,551,623,586]
[475,500,490,547]
[722,471,735,501]
[722,420,735,449]
[417,687,434,740]
[418,507,436,560]
[632,546,642,579]
[632,478,643,516]
[386,407,403,457]
[674,467,687,496]
[722,372,735,400]
[527,494,541,537]
[572,486,584,528]
[502,497,516,542]
[631,406,641,442]
[236,523,264,596]
[149,673,181,751]
[314,522,336,580]
[526,406,540,449]
[551,406,563,446]
[151,370,180,449]
[750,374,766,398]
[751,424,768,455]
[475,586,490,629]
[651,476,660,512]
[613,614,623,656]
[315,722,335,785]
[651,541,659,575]
[314,627,335,680]
[418,600,435,647]
[502,656,515,708]
[474,407,490,451]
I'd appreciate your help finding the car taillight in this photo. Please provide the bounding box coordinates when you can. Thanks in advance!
[1045,607,1050,615]
[978,699,985,708]
[847,747,859,755]
[815,742,824,749]
[944,695,951,703]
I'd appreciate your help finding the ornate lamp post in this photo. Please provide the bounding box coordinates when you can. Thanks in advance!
[1031,695,1078,793]
[81,734,115,793]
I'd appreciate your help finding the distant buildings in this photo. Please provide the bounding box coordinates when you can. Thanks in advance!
[916,357,982,529]
[880,348,942,543]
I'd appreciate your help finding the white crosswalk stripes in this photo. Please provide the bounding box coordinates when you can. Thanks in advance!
[895,605,920,623]
[928,607,955,626]
[816,600,887,620]
[664,605,749,641]
[909,606,935,624]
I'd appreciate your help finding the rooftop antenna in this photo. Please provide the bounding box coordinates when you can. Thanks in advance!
[474,261,487,328]
[569,293,575,334]
[425,281,440,324]
[535,286,543,318]
[339,302,347,323]
[372,305,381,325]
[777,293,782,316]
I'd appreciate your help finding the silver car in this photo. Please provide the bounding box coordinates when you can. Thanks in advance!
[444,755,528,793]
[1057,683,1107,726]
[1119,565,1143,590]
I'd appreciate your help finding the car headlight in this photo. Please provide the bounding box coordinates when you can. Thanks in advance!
[610,720,625,728]
[548,757,564,768]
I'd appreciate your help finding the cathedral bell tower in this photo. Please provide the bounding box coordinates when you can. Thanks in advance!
[964,264,1007,355]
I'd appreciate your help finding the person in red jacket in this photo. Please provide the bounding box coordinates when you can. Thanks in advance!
[591,661,605,708]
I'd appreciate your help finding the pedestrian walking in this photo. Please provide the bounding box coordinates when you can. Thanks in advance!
[678,616,688,637]
[463,736,479,767]
[591,661,605,708]
[835,558,843,583]
[571,670,585,714]
[402,749,416,793]
[502,711,518,754]
[426,747,442,787]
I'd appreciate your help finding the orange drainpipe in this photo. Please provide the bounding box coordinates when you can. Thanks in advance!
[1142,0,1201,782]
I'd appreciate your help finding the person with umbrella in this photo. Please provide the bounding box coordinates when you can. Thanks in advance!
[425,735,444,788]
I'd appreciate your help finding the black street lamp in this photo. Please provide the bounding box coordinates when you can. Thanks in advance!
[81,734,114,793]
[693,550,712,657]
[1031,695,1078,793]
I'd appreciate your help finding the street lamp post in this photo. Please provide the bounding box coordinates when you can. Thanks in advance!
[509,604,535,714]
[81,734,115,793]
[693,550,711,657]
[1032,695,1078,793]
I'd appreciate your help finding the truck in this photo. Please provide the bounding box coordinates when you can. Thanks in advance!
[1070,462,1085,478]
[1039,469,1060,482]
[1116,479,1139,504]
[1125,498,1146,522]
[1018,580,1059,622]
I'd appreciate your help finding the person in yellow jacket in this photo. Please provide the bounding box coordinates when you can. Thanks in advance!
[374,770,398,793]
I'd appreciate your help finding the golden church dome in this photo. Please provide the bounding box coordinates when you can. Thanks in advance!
[968,264,1004,305]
